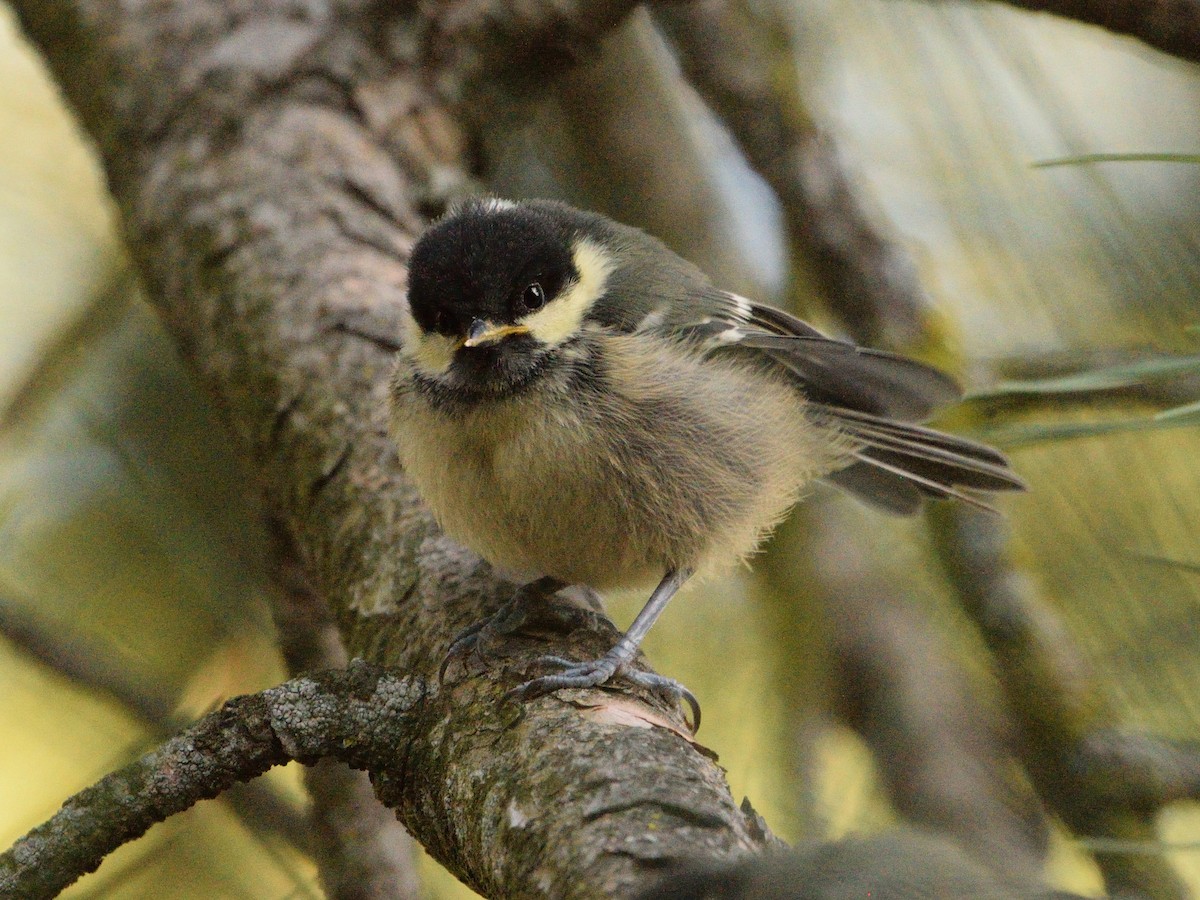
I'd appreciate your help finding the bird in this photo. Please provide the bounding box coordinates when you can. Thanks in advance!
[388,197,1024,727]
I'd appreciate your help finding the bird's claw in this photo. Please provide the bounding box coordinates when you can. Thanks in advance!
[438,577,569,684]
[623,669,702,734]
[438,618,490,684]
[509,654,701,733]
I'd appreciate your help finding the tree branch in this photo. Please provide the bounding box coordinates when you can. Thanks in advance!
[423,0,660,98]
[1076,731,1200,809]
[8,0,770,894]
[656,0,936,351]
[0,663,425,899]
[267,524,423,899]
[985,0,1200,66]
[0,597,176,726]
[930,506,1191,898]
[0,595,314,855]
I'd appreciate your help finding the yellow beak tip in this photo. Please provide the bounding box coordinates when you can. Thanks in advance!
[460,323,530,348]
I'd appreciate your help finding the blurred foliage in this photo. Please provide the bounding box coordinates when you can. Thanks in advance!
[979,354,1200,397]
[3,0,1200,898]
[975,348,1200,443]
[0,286,271,685]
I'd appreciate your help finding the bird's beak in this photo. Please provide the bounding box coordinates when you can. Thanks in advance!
[461,318,531,348]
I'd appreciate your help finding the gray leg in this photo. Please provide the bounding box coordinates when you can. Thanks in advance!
[509,568,700,730]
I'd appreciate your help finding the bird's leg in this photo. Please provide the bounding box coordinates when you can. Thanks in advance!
[440,576,612,681]
[510,568,700,730]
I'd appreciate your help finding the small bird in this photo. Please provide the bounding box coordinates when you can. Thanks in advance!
[389,198,1024,724]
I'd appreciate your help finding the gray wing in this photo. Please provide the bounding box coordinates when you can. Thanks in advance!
[648,290,1026,514]
[659,291,960,421]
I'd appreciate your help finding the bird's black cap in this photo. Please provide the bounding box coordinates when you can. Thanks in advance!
[406,199,580,338]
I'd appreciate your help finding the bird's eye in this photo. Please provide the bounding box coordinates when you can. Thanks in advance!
[521,282,546,312]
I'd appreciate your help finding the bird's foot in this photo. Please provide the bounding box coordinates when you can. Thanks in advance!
[510,652,701,733]
[439,577,592,683]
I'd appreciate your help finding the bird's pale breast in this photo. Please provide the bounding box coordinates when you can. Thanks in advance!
[390,334,852,590]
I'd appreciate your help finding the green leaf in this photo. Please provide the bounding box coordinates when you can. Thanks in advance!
[985,414,1199,447]
[1076,836,1200,855]
[973,356,1200,398]
[1123,549,1200,576]
[1033,152,1200,168]
[1155,398,1200,422]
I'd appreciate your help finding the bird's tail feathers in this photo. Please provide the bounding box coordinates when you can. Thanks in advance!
[819,407,1026,515]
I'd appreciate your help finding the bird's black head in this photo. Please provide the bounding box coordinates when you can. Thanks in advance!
[401,199,615,401]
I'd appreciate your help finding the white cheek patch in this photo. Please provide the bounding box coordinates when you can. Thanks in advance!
[401,306,458,375]
[519,239,615,347]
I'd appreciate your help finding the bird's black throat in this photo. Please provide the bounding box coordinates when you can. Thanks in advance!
[413,335,556,411]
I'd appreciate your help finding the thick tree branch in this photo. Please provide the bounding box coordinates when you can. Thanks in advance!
[8,0,769,895]
[423,0,662,99]
[987,0,1200,66]
[0,663,425,899]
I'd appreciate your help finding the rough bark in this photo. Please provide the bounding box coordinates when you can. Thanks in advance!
[0,594,314,854]
[8,1,769,896]
[0,664,424,898]
[269,524,423,899]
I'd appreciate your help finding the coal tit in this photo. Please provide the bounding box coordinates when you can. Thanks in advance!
[389,198,1024,724]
